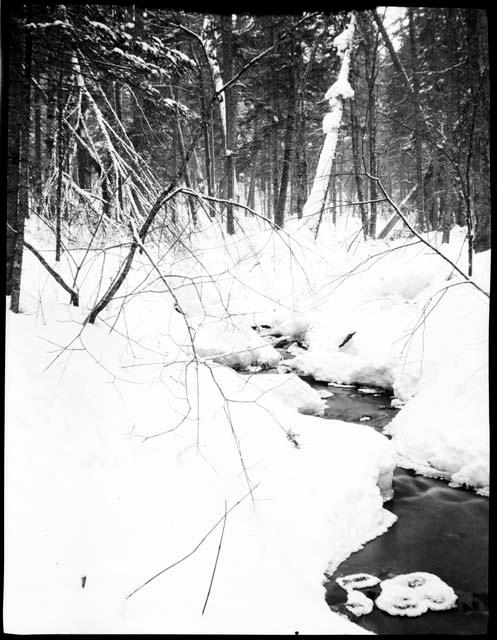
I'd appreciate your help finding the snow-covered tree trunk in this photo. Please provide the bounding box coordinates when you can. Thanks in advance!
[202,14,239,203]
[303,13,356,223]
[202,15,226,141]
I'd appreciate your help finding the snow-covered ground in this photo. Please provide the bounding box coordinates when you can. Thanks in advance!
[4,211,489,632]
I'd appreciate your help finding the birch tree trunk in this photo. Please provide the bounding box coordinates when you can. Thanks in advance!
[304,13,356,224]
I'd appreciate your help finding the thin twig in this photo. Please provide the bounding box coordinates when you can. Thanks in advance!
[201,499,228,615]
[125,483,259,601]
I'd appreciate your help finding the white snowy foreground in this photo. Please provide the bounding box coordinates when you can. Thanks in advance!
[5,212,488,633]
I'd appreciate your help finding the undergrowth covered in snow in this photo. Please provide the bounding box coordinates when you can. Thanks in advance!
[5,208,488,633]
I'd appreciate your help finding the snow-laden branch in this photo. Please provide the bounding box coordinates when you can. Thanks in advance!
[303,13,356,222]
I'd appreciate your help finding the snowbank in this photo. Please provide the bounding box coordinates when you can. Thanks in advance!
[5,208,488,635]
[279,228,489,493]
[5,223,397,633]
[236,371,327,416]
[193,317,281,370]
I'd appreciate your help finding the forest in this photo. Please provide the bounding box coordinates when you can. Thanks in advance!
[4,4,490,635]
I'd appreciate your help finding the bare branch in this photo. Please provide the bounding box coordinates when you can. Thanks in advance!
[23,238,79,306]
[368,175,489,298]
[125,484,259,601]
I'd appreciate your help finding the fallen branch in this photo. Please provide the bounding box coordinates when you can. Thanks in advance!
[23,239,79,306]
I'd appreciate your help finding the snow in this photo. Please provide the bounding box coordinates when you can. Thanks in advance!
[278,225,489,493]
[336,571,457,618]
[303,13,356,220]
[336,573,381,591]
[237,372,327,416]
[5,217,398,634]
[5,200,488,632]
[193,317,282,370]
[375,572,457,616]
[345,589,374,617]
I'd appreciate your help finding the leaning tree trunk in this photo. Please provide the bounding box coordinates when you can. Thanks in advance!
[304,13,356,224]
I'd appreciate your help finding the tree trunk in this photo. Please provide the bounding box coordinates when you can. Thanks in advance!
[55,66,65,261]
[33,77,43,214]
[275,59,297,229]
[8,5,32,312]
[367,77,378,237]
[304,13,356,223]
[202,14,227,142]
[408,8,425,230]
[349,48,369,240]
[113,81,124,215]
[6,10,22,298]
[198,62,214,198]
[221,14,236,234]
[246,146,258,210]
[361,12,379,238]
[171,83,196,224]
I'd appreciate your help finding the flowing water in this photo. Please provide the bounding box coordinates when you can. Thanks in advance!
[251,339,488,633]
[307,376,489,635]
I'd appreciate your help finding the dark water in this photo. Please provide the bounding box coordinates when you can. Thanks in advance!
[306,377,490,635]
[324,467,489,634]
[299,374,397,431]
[249,338,488,634]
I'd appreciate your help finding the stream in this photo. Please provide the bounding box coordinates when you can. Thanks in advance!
[307,375,489,635]
[252,337,488,634]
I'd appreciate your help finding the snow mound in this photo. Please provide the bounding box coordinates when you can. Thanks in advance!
[345,589,374,617]
[193,319,281,370]
[289,350,394,390]
[243,373,327,416]
[375,572,457,617]
[270,311,309,342]
[336,573,381,591]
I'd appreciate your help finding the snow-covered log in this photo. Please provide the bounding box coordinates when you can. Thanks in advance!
[303,14,356,222]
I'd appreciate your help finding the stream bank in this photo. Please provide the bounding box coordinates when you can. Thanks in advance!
[307,373,489,634]
[250,337,488,634]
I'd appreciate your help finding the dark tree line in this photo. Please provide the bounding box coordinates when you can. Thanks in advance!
[4,5,490,312]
